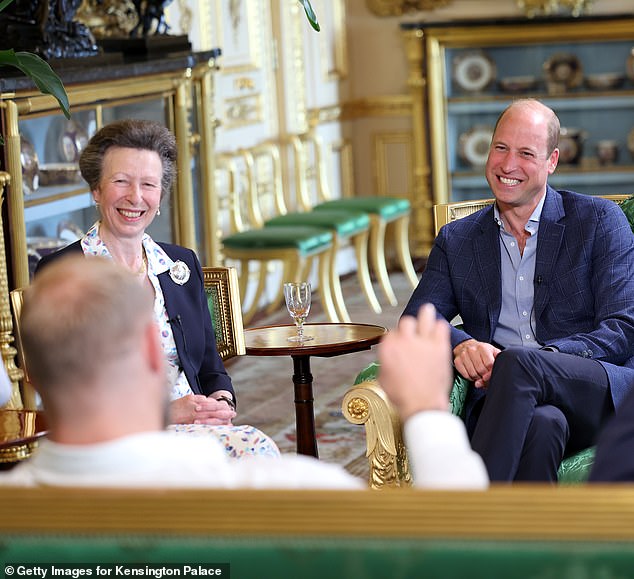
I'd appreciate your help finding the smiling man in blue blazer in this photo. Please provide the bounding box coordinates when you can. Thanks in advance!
[403,99,634,482]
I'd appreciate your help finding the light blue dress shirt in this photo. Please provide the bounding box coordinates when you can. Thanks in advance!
[492,194,546,349]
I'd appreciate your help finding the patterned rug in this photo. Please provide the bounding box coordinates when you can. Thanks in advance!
[266,381,370,479]
[228,269,418,481]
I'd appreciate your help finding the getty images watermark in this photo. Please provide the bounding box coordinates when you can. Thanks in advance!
[3,565,229,579]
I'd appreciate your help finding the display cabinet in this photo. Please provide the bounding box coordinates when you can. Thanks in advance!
[0,50,220,408]
[402,15,634,249]
[1,49,221,290]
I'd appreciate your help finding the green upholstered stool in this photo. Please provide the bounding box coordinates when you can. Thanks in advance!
[265,209,381,320]
[223,225,332,253]
[217,146,340,324]
[221,225,338,323]
[352,362,594,484]
[313,197,418,306]
[316,197,411,220]
[266,210,370,238]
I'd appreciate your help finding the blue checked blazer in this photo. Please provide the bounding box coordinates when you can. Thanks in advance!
[403,186,634,410]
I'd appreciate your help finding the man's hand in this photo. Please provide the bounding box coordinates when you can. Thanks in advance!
[169,394,236,425]
[452,339,501,388]
[378,303,453,421]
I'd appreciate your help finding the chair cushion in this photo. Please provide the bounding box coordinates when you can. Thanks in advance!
[557,446,596,484]
[619,194,634,233]
[354,362,380,385]
[315,197,410,220]
[222,226,332,255]
[266,210,369,237]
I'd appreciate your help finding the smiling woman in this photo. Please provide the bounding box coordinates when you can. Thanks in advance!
[34,119,241,429]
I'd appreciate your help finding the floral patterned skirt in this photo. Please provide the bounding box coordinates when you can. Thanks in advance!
[167,424,281,459]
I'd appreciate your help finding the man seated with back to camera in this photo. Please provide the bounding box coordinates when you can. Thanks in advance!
[0,255,488,489]
[402,98,634,482]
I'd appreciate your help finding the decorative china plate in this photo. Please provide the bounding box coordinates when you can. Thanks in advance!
[458,125,494,167]
[38,163,82,187]
[558,127,586,165]
[498,75,538,93]
[58,120,89,163]
[20,135,39,195]
[452,51,496,93]
[543,53,583,91]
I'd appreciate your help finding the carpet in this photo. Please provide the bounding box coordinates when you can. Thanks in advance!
[228,268,418,481]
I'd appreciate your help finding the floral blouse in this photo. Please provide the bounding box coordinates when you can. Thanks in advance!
[81,222,193,400]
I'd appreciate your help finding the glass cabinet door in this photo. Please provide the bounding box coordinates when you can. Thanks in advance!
[20,108,97,277]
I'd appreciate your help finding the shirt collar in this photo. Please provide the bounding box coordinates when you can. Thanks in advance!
[493,193,546,235]
[81,221,172,275]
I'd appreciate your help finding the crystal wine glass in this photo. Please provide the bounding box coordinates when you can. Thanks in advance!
[284,282,314,342]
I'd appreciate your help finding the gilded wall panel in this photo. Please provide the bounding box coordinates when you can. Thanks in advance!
[315,0,349,81]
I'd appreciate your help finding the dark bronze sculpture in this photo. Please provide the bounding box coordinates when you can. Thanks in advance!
[0,0,99,59]
[130,0,174,37]
[0,0,177,61]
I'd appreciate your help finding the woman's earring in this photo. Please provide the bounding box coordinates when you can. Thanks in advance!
[156,207,161,216]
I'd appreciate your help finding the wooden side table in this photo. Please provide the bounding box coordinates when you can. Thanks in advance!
[244,323,386,457]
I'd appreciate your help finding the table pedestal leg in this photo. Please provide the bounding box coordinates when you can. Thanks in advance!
[292,354,318,458]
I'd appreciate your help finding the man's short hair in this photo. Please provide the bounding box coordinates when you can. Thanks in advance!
[21,255,154,390]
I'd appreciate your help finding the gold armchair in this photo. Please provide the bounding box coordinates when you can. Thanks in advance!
[342,195,631,489]
[8,288,36,410]
[202,266,246,362]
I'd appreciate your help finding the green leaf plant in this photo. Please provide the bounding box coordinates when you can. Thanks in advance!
[297,0,320,32]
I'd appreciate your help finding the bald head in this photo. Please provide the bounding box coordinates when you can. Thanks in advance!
[21,255,155,392]
[494,99,561,155]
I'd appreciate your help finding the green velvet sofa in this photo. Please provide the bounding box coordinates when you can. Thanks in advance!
[2,486,634,579]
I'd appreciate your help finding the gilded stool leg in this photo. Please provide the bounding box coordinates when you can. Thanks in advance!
[353,230,381,314]
[243,260,270,324]
[369,216,397,307]
[266,256,303,315]
[394,215,418,289]
[317,249,339,323]
[329,237,351,323]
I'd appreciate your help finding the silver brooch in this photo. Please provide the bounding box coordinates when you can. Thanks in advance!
[169,260,190,285]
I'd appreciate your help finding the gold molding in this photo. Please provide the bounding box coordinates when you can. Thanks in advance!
[319,0,348,81]
[7,486,634,541]
[373,131,414,199]
[223,94,264,128]
[193,60,221,266]
[283,0,308,134]
[366,0,452,17]
[0,172,23,409]
[342,96,412,120]
[330,138,354,201]
[219,0,263,73]
[307,105,343,127]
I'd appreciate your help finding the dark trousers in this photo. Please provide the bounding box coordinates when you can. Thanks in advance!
[469,347,613,482]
